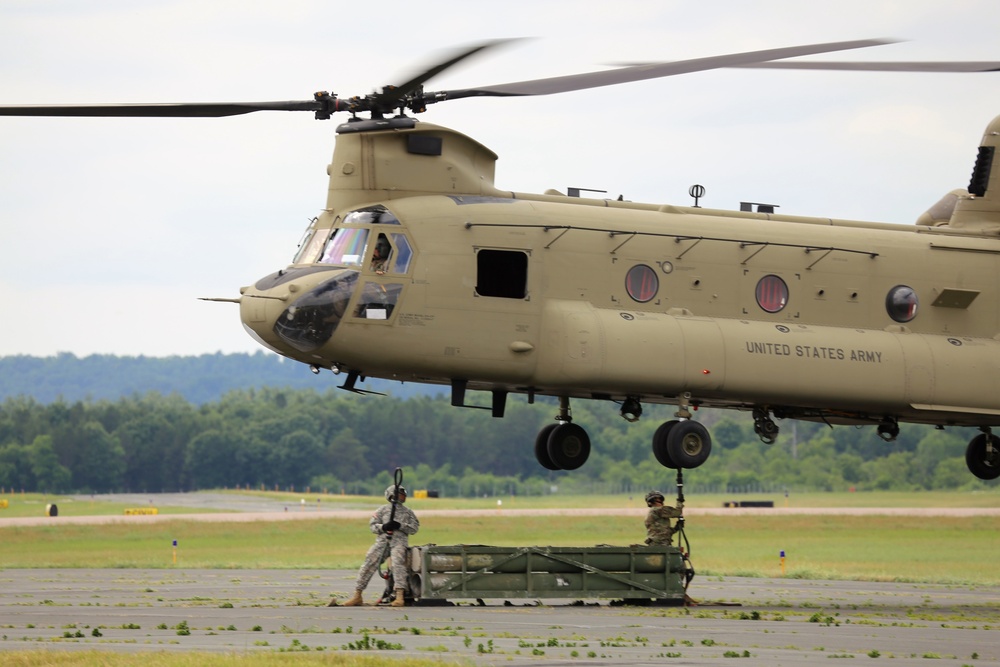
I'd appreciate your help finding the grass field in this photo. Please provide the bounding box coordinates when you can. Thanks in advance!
[2,490,998,585]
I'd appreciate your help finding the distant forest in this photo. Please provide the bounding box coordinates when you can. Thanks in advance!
[0,352,436,405]
[0,354,994,496]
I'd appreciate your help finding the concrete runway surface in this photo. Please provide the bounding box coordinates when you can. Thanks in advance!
[1,568,997,666]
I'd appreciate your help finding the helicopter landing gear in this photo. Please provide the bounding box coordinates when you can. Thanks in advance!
[534,397,591,471]
[664,419,712,469]
[650,393,712,469]
[652,420,680,468]
[753,407,779,445]
[966,428,1000,480]
[876,417,900,442]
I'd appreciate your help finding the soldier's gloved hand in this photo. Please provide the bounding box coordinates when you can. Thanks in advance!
[382,520,401,532]
[675,517,685,529]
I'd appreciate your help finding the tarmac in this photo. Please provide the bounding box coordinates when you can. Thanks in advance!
[1,568,997,665]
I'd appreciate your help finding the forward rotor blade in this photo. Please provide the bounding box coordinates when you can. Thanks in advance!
[0,100,323,118]
[441,39,896,99]
[375,39,520,108]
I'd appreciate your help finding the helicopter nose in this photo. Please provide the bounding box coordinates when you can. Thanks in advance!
[271,270,360,353]
[239,268,360,355]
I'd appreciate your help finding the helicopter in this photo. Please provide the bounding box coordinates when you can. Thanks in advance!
[4,39,1000,480]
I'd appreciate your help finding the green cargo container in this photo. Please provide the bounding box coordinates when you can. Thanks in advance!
[408,544,692,604]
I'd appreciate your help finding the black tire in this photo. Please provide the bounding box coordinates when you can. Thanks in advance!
[966,433,1000,480]
[666,420,712,469]
[547,423,591,470]
[534,423,561,470]
[652,420,680,468]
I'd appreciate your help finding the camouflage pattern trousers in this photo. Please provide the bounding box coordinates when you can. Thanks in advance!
[354,534,409,593]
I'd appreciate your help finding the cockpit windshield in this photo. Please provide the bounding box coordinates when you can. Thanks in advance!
[293,223,327,264]
[320,228,369,266]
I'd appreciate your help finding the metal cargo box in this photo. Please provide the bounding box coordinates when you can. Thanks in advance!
[409,544,690,603]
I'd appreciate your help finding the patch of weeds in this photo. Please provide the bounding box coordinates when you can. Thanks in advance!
[174,621,191,636]
[342,632,402,651]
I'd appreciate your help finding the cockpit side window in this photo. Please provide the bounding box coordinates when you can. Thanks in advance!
[390,233,413,273]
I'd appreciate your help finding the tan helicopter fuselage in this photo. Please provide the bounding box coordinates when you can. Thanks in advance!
[241,119,1000,429]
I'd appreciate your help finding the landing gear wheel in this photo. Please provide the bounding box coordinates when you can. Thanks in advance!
[652,420,680,468]
[534,423,561,470]
[666,420,712,469]
[966,433,1000,480]
[547,423,591,470]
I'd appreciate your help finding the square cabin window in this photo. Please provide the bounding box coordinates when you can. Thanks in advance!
[476,249,527,299]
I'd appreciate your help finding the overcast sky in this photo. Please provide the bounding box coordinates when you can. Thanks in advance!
[3,0,1000,358]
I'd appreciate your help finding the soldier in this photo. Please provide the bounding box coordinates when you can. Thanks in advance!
[644,490,684,546]
[338,484,420,607]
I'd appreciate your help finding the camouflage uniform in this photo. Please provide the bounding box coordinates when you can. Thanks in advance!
[353,502,420,594]
[645,500,684,546]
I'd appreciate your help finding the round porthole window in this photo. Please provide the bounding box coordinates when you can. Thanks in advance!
[625,264,658,303]
[886,285,918,323]
[756,275,788,313]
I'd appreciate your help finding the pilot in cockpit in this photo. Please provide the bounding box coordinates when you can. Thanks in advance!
[371,234,392,275]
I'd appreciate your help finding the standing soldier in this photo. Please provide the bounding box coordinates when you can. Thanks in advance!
[644,490,684,546]
[338,484,420,607]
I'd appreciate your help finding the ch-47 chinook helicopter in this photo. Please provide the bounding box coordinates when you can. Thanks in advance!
[5,39,1000,481]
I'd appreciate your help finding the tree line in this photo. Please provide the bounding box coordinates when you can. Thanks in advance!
[0,387,993,496]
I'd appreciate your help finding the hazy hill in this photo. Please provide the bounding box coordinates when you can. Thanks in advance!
[0,352,441,405]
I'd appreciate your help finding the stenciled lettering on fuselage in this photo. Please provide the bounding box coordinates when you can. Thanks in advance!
[744,341,883,363]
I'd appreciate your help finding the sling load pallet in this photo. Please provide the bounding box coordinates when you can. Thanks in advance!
[407,544,691,604]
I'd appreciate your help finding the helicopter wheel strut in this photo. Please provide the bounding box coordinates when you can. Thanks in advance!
[966,430,1000,480]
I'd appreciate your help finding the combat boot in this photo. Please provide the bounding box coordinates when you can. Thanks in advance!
[341,590,363,607]
[390,588,406,607]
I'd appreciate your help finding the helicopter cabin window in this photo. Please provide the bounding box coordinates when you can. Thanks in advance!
[625,264,658,303]
[886,285,918,323]
[320,228,369,266]
[756,275,788,313]
[476,249,527,299]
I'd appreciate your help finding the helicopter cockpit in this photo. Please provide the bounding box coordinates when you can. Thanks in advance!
[270,205,412,353]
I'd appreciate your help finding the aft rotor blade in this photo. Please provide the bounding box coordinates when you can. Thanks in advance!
[731,60,1000,72]
[0,100,326,118]
[441,39,895,99]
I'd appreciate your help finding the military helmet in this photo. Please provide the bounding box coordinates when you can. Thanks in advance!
[385,485,407,502]
[645,490,665,505]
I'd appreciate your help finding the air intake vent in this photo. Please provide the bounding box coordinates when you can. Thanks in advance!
[968,145,994,197]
